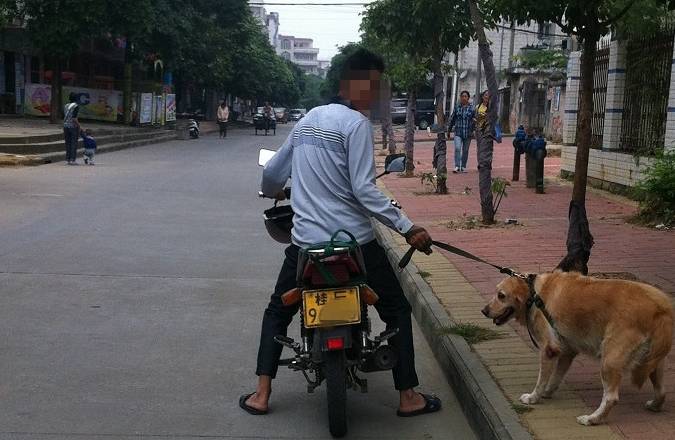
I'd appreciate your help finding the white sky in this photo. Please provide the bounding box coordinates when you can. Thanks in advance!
[261,1,371,60]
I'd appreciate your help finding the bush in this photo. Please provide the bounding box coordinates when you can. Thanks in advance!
[633,151,675,226]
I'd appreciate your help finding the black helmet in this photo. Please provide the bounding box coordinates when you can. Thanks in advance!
[263,205,294,243]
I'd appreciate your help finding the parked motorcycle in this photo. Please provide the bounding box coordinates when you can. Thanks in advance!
[188,119,200,139]
[257,148,406,438]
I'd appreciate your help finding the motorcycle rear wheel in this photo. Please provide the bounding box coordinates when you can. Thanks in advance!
[324,350,347,438]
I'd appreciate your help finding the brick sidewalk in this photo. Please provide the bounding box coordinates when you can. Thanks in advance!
[379,138,675,439]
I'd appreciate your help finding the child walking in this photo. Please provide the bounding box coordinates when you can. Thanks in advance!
[81,129,97,165]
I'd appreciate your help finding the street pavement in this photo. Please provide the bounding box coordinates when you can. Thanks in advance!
[0,124,476,440]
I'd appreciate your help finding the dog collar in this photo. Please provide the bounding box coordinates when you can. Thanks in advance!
[524,274,559,349]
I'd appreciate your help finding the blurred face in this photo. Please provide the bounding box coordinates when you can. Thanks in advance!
[482,92,490,105]
[460,92,469,106]
[340,69,382,115]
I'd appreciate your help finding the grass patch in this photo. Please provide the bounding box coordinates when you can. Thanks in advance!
[511,403,533,414]
[418,270,432,279]
[436,322,502,345]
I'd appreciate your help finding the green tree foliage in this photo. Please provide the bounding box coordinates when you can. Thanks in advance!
[362,0,474,184]
[17,0,105,122]
[14,0,301,118]
[299,74,325,110]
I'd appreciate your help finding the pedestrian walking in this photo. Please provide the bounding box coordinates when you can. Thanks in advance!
[63,93,80,165]
[232,98,241,122]
[81,129,97,165]
[475,90,496,224]
[448,90,474,173]
[217,100,229,138]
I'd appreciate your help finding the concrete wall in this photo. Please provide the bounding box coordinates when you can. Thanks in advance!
[561,146,655,189]
[561,35,675,188]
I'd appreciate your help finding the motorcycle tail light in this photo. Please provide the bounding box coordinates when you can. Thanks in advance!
[326,336,345,351]
[280,288,301,306]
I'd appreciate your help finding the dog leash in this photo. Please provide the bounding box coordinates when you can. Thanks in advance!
[398,241,523,278]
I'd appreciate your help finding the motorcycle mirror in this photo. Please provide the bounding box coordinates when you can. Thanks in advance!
[384,154,406,174]
[258,148,276,167]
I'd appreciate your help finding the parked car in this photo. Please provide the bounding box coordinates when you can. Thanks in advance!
[274,107,289,123]
[391,98,407,124]
[415,99,436,130]
[289,108,306,121]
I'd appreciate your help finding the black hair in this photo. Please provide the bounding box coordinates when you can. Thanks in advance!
[69,92,77,103]
[460,90,470,98]
[480,89,491,109]
[340,47,385,79]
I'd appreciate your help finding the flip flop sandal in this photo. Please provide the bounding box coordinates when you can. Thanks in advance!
[239,392,268,415]
[396,393,442,417]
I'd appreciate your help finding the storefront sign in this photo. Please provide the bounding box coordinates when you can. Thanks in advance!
[25,84,122,122]
[139,93,153,124]
[165,94,176,122]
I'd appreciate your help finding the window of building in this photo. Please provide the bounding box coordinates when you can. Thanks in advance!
[282,39,291,50]
[281,52,291,60]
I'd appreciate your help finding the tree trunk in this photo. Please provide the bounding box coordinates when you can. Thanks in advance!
[381,85,396,153]
[404,90,416,176]
[467,0,497,223]
[49,58,62,125]
[557,36,596,274]
[431,54,448,194]
[123,39,133,124]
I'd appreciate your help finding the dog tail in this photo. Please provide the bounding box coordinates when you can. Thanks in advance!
[631,311,673,388]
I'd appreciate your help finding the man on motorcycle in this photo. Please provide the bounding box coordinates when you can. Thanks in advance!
[241,48,441,418]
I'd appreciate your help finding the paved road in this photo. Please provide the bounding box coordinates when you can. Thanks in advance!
[0,125,476,440]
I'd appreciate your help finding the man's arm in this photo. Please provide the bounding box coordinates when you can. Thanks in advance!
[261,128,294,198]
[448,105,457,132]
[347,119,432,252]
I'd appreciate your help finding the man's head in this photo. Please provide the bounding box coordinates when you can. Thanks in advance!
[459,90,470,106]
[84,128,92,136]
[221,100,226,107]
[338,47,385,114]
[69,92,78,103]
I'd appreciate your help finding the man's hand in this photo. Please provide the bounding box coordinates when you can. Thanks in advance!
[405,225,432,255]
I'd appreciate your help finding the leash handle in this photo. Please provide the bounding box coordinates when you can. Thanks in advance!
[398,246,416,270]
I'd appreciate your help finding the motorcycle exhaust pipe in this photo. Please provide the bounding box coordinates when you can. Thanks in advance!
[360,345,398,372]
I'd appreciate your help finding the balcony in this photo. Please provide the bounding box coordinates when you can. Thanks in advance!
[293,47,319,54]
[293,58,319,67]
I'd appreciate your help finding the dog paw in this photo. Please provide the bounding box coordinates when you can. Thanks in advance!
[519,393,540,405]
[576,415,600,426]
[645,399,664,412]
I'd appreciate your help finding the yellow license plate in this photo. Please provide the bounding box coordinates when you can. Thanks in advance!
[303,286,361,328]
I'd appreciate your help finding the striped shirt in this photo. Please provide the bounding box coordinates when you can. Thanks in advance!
[262,103,414,248]
[448,103,475,140]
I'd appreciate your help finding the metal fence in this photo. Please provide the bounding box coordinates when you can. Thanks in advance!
[577,43,610,149]
[619,29,675,154]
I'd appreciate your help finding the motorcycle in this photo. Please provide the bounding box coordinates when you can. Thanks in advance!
[188,119,200,139]
[258,148,406,438]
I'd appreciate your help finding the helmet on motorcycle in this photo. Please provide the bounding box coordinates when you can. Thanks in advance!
[263,205,294,244]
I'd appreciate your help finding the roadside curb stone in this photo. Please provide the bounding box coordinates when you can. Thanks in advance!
[374,223,533,440]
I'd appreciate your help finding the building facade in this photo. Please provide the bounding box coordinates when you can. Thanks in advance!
[277,35,320,75]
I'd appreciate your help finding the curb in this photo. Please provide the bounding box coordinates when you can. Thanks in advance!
[373,224,533,440]
[39,133,178,164]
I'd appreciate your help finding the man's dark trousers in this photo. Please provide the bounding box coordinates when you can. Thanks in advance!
[64,127,79,162]
[255,239,419,391]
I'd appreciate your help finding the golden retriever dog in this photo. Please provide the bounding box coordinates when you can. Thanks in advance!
[481,271,673,426]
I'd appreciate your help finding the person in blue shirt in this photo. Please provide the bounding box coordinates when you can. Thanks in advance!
[241,47,440,419]
[447,91,475,173]
[81,129,97,165]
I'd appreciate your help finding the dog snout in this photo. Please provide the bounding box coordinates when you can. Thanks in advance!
[481,305,490,317]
